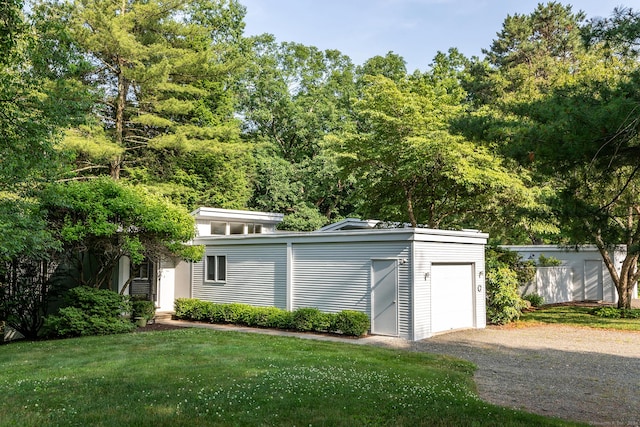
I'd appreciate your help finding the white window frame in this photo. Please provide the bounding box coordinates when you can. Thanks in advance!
[205,255,227,283]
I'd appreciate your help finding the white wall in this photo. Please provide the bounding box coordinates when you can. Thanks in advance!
[505,246,627,304]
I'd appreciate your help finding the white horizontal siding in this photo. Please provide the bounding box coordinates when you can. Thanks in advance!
[292,242,411,338]
[192,244,287,309]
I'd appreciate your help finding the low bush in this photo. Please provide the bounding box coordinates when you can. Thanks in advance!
[331,310,370,336]
[173,299,369,336]
[591,307,621,318]
[291,307,330,332]
[523,293,544,307]
[174,298,209,320]
[592,307,640,319]
[621,309,640,319]
[131,298,156,322]
[44,287,135,338]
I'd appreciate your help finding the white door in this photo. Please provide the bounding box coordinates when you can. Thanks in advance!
[584,260,603,301]
[371,259,398,336]
[431,264,474,333]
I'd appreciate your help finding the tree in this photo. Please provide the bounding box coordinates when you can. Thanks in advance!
[240,38,357,225]
[40,178,202,291]
[0,0,90,338]
[335,53,531,231]
[36,0,255,208]
[476,3,640,307]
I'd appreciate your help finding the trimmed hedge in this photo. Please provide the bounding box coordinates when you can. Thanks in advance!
[174,298,369,337]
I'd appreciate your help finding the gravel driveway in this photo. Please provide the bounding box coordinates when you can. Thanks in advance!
[368,325,640,426]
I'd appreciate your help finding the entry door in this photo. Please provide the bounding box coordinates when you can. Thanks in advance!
[584,260,603,301]
[371,259,398,336]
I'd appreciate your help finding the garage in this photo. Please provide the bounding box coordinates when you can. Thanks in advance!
[182,208,488,341]
[431,264,475,333]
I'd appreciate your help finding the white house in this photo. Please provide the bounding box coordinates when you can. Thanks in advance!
[120,208,489,341]
[504,245,634,305]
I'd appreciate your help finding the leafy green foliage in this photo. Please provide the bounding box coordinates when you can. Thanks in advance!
[240,39,357,223]
[537,254,562,267]
[485,247,529,324]
[40,178,199,289]
[174,298,369,337]
[486,266,527,324]
[277,204,329,231]
[523,293,544,307]
[44,287,134,337]
[291,307,330,332]
[591,307,640,319]
[131,298,156,322]
[330,310,370,336]
[336,60,533,231]
[0,258,61,339]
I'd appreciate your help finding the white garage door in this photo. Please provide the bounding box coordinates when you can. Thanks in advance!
[431,264,474,333]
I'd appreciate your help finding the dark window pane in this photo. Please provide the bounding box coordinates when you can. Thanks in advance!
[206,256,216,281]
[217,256,226,281]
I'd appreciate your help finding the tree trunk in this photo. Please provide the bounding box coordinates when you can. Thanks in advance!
[596,241,637,309]
[404,185,417,227]
[112,58,128,180]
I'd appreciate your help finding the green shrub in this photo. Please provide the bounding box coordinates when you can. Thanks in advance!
[591,306,622,318]
[332,310,370,336]
[131,298,156,322]
[537,254,562,267]
[591,307,640,319]
[291,307,330,332]
[621,309,640,319]
[486,266,527,325]
[485,247,529,325]
[172,299,369,337]
[523,293,544,307]
[175,298,209,320]
[241,306,292,329]
[220,303,249,324]
[44,287,135,338]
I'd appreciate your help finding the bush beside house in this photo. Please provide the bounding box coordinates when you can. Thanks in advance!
[485,246,533,325]
[174,298,370,337]
[44,287,136,338]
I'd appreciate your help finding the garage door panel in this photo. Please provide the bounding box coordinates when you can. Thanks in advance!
[431,264,474,333]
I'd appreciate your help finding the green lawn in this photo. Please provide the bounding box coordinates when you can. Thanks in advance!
[0,328,580,426]
[519,305,640,331]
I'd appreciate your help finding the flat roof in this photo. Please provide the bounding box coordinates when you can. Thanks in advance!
[192,207,284,224]
[194,227,488,246]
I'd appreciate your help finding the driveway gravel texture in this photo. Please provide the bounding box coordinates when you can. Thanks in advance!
[370,325,640,426]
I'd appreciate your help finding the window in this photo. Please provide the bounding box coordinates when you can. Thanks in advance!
[248,223,262,234]
[206,255,226,282]
[229,222,244,234]
[211,222,227,235]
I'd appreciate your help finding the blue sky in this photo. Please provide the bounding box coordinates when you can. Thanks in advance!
[240,0,638,72]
